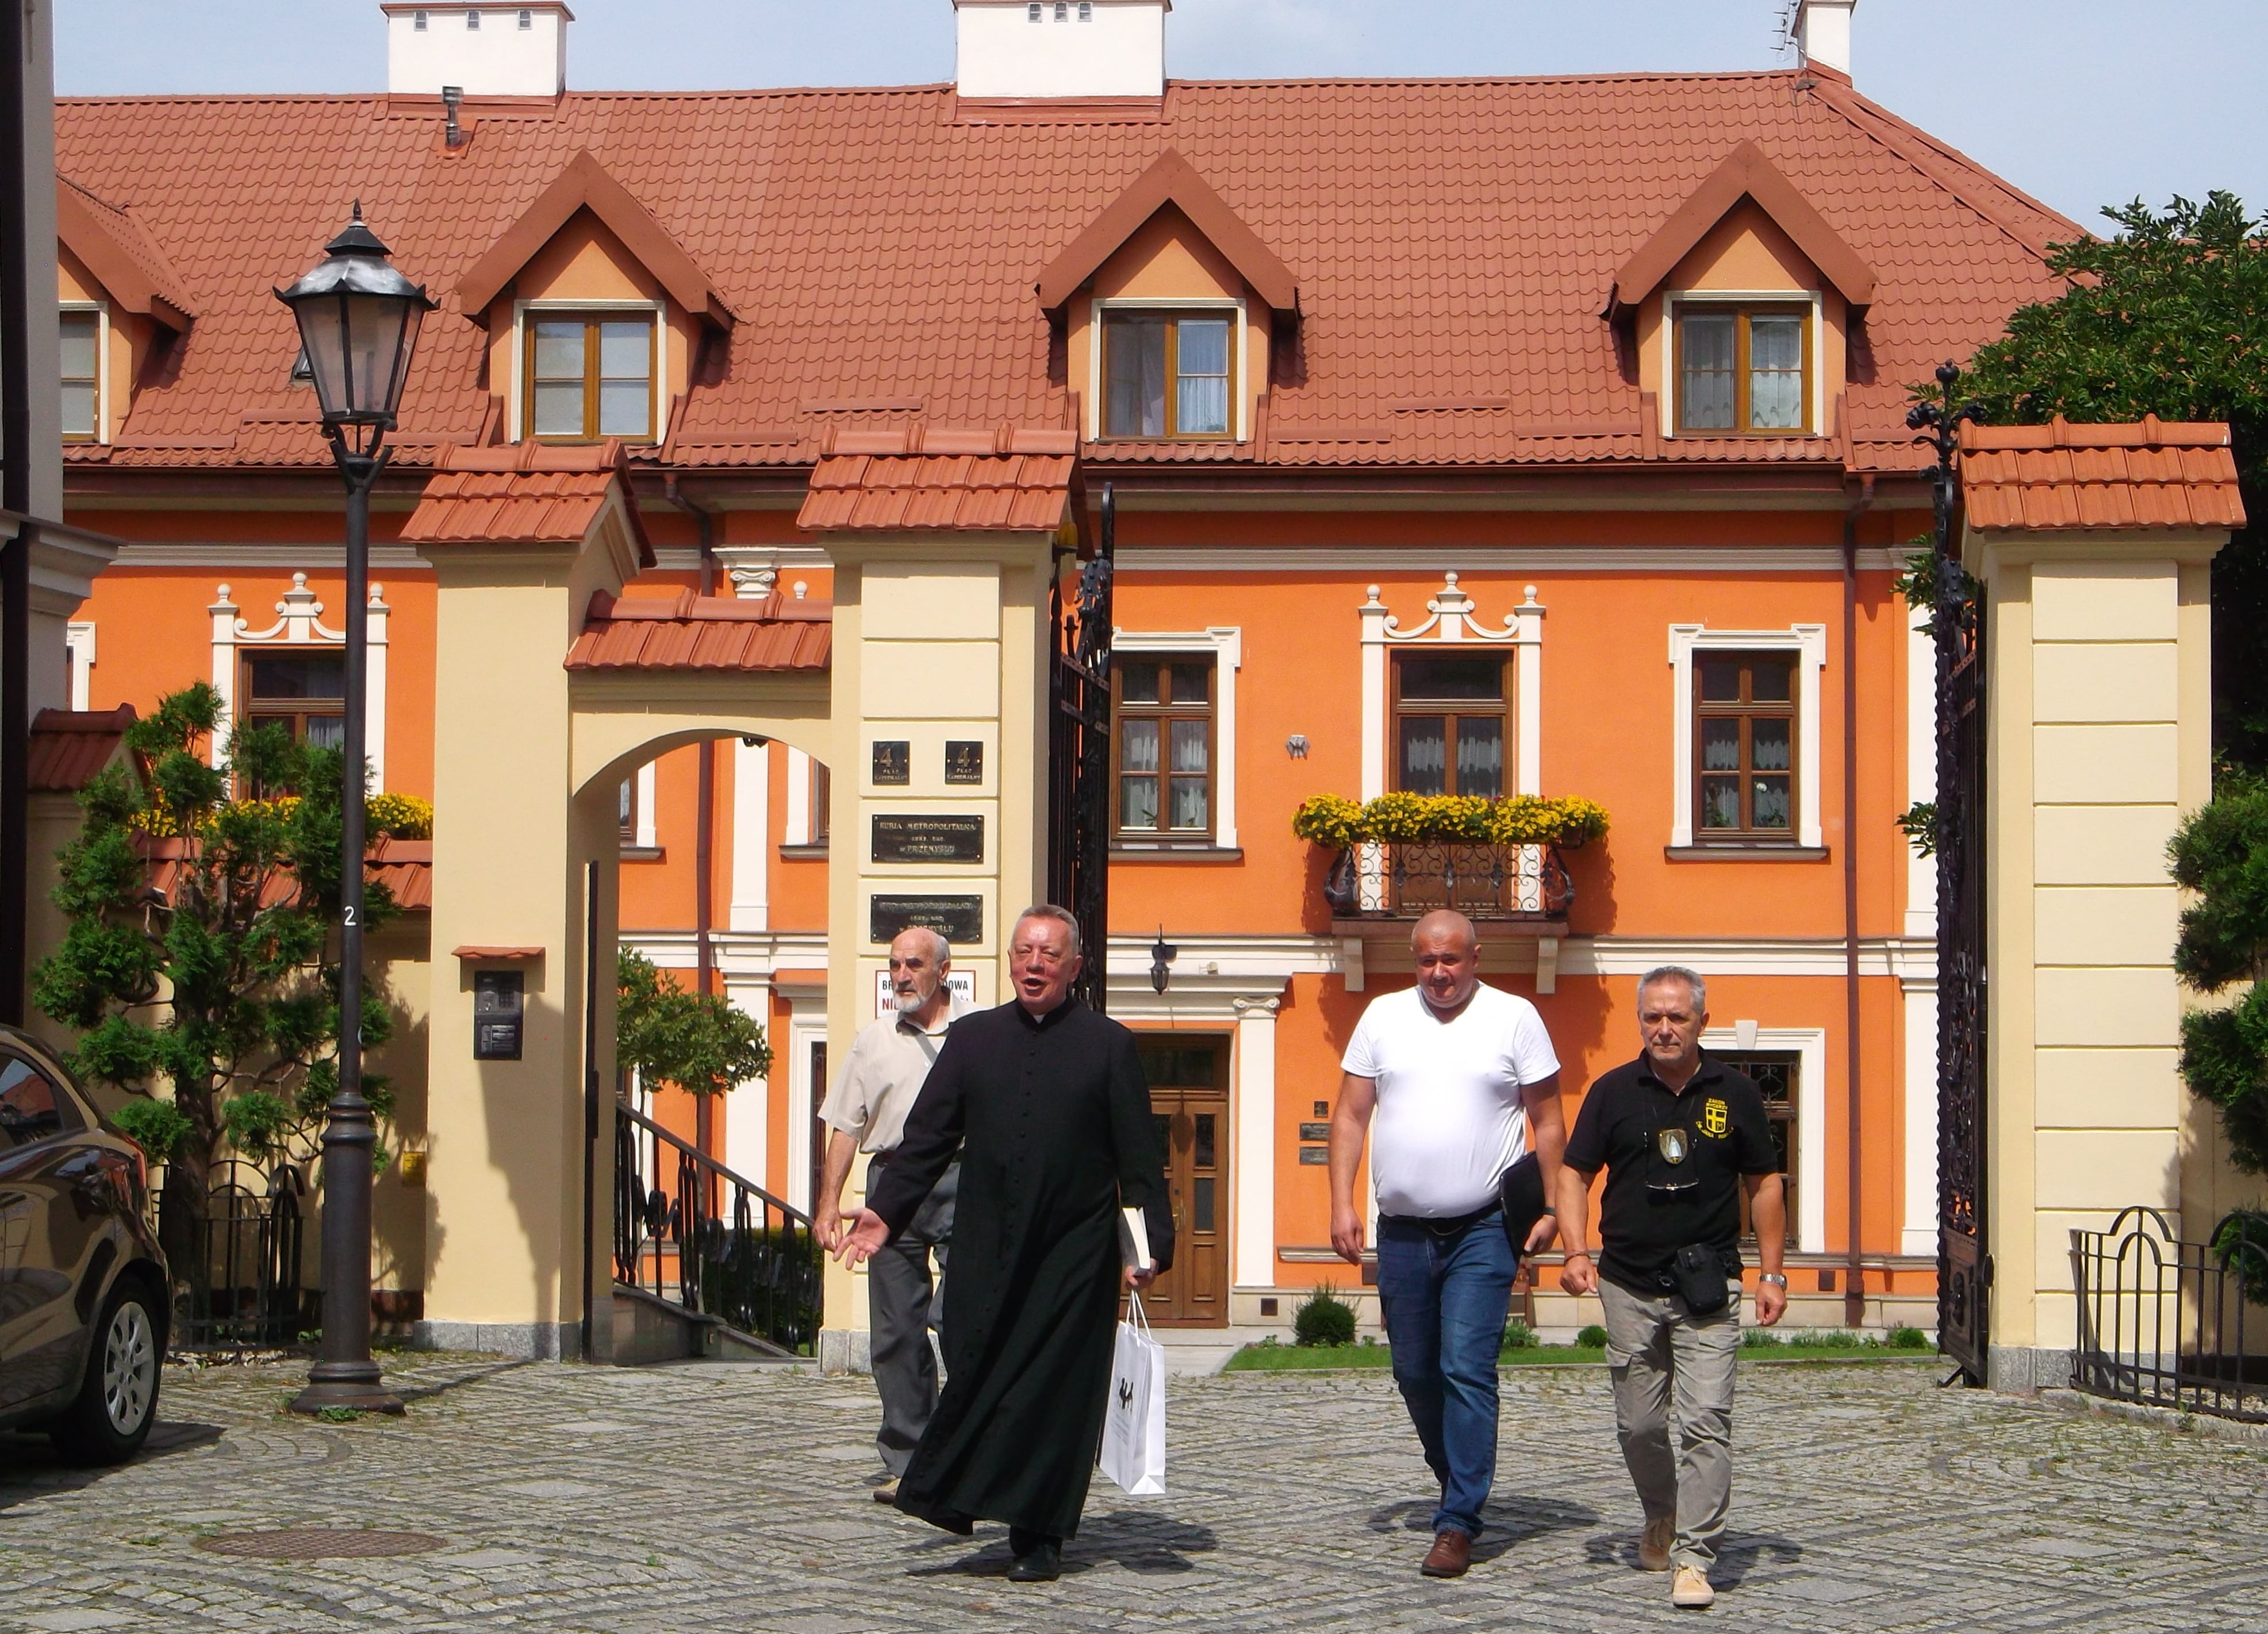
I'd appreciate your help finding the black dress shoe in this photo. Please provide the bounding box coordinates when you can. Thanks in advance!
[1006,1539,1062,1582]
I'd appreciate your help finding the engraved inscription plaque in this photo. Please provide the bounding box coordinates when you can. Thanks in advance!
[870,895,984,946]
[871,740,910,786]
[871,814,984,864]
[944,740,985,785]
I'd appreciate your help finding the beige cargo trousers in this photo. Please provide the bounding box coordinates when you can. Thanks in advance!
[1598,1278,1743,1572]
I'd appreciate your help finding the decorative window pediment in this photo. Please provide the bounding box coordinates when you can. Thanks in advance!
[1606,140,1873,317]
[56,176,194,333]
[1037,149,1297,316]
[455,150,734,328]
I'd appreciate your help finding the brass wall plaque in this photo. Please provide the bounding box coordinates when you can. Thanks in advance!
[944,740,984,785]
[1298,1122,1331,1141]
[1297,1147,1330,1166]
[872,814,984,864]
[870,895,984,945]
[871,740,910,786]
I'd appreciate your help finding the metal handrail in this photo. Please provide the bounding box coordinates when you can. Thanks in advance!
[2071,1206,2264,1422]
[613,1099,822,1358]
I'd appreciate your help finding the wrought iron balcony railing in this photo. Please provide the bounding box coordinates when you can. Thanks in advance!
[1322,841,1574,922]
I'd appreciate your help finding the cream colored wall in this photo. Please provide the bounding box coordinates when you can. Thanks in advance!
[1634,201,1848,428]
[1068,206,1271,442]
[1971,531,2226,1358]
[819,530,1057,1348]
[369,919,432,1297]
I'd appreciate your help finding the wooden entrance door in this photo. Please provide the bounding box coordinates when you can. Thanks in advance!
[1137,1037,1229,1328]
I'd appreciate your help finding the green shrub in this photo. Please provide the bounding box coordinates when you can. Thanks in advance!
[1576,1323,1609,1348]
[1502,1317,1537,1350]
[1293,1283,1357,1347]
[1887,1325,1929,1351]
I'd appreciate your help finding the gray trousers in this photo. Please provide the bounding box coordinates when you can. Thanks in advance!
[1598,1276,1741,1572]
[868,1160,956,1477]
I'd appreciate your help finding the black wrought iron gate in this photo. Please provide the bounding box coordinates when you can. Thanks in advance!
[1048,483,1114,1011]
[1913,368,1990,1383]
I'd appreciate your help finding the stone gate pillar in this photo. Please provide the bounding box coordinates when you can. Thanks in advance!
[406,444,649,1360]
[797,429,1080,1370]
[1962,418,2242,1390]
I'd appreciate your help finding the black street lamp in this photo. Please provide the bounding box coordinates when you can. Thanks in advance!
[276,205,433,1417]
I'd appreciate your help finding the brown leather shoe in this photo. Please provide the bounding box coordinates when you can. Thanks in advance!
[1421,1529,1472,1578]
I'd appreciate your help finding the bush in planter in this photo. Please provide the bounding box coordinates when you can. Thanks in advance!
[1291,792,1611,850]
[1294,1282,1358,1347]
[1577,1323,1609,1348]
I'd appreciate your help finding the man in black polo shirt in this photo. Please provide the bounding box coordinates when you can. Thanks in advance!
[1556,966,1786,1612]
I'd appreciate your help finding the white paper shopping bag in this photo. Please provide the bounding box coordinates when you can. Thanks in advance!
[1099,1291,1166,1495]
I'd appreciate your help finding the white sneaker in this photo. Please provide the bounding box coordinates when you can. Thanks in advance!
[1672,1566,1716,1609]
[872,1476,901,1503]
[1638,1517,1674,1571]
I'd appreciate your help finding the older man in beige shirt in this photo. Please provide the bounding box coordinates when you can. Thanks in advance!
[817,927,970,1501]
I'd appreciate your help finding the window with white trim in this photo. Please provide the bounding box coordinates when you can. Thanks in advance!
[1111,626,1242,850]
[1675,302,1812,434]
[526,312,655,441]
[1102,310,1235,439]
[1666,624,1826,851]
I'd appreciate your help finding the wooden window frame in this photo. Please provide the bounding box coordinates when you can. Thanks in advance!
[1390,651,1513,799]
[1672,300,1814,437]
[520,308,658,443]
[1097,306,1240,442]
[1111,655,1218,840]
[808,759,831,848]
[1693,650,1799,839]
[58,305,103,444]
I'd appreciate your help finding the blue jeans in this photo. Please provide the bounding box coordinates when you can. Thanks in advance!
[1375,1210,1517,1539]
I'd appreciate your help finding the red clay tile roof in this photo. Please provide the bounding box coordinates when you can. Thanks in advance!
[1962,417,2248,533]
[29,705,139,793]
[400,439,656,562]
[56,180,194,331]
[798,426,1077,532]
[565,587,832,673]
[53,71,2079,476]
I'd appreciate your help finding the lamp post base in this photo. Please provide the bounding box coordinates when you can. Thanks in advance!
[289,1363,406,1418]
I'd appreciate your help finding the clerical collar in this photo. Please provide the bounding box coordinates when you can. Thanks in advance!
[1016,995,1077,1028]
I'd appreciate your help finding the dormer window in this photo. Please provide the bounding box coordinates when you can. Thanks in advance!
[1675,302,1812,435]
[466,9,481,28]
[1102,310,1234,440]
[526,313,655,441]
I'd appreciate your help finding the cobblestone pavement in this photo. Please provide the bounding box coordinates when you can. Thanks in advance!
[3,1355,2264,1633]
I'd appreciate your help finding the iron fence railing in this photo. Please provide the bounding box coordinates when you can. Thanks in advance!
[2071,1206,2266,1422]
[155,1160,309,1352]
[1323,841,1574,921]
[613,1100,822,1357]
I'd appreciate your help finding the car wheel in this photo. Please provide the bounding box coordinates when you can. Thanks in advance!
[49,1278,163,1466]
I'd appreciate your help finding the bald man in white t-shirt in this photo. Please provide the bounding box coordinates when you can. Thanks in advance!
[1329,910,1565,1580]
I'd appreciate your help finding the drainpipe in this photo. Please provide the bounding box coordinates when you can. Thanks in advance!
[667,476,720,1163]
[1841,474,1874,1328]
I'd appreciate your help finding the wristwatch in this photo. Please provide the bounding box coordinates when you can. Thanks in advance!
[1758,1272,1788,1288]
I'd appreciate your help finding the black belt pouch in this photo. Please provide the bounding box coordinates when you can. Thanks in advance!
[1671,1243,1731,1315]
[1497,1151,1547,1263]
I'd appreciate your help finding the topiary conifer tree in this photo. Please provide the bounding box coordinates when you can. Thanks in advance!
[32,681,400,1214]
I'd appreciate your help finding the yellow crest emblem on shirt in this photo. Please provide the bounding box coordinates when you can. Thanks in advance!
[1699,1098,1730,1138]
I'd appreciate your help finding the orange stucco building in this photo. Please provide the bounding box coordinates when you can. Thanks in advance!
[39,0,2083,1344]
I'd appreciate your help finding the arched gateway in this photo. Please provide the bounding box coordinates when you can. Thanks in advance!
[407,432,1081,1360]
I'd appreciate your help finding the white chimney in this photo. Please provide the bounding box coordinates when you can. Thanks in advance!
[382,3,571,98]
[954,0,1168,101]
[1793,0,1855,80]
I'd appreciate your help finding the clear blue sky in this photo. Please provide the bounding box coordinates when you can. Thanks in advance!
[57,0,2268,233]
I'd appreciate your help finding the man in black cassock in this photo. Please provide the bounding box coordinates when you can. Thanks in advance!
[835,903,1173,1584]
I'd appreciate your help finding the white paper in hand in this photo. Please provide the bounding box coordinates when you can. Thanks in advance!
[1100,1292,1166,1495]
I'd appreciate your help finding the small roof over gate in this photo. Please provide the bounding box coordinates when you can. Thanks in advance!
[797,425,1080,540]
[1961,417,2247,532]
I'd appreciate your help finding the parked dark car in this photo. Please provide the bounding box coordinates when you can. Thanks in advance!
[0,1025,168,1463]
